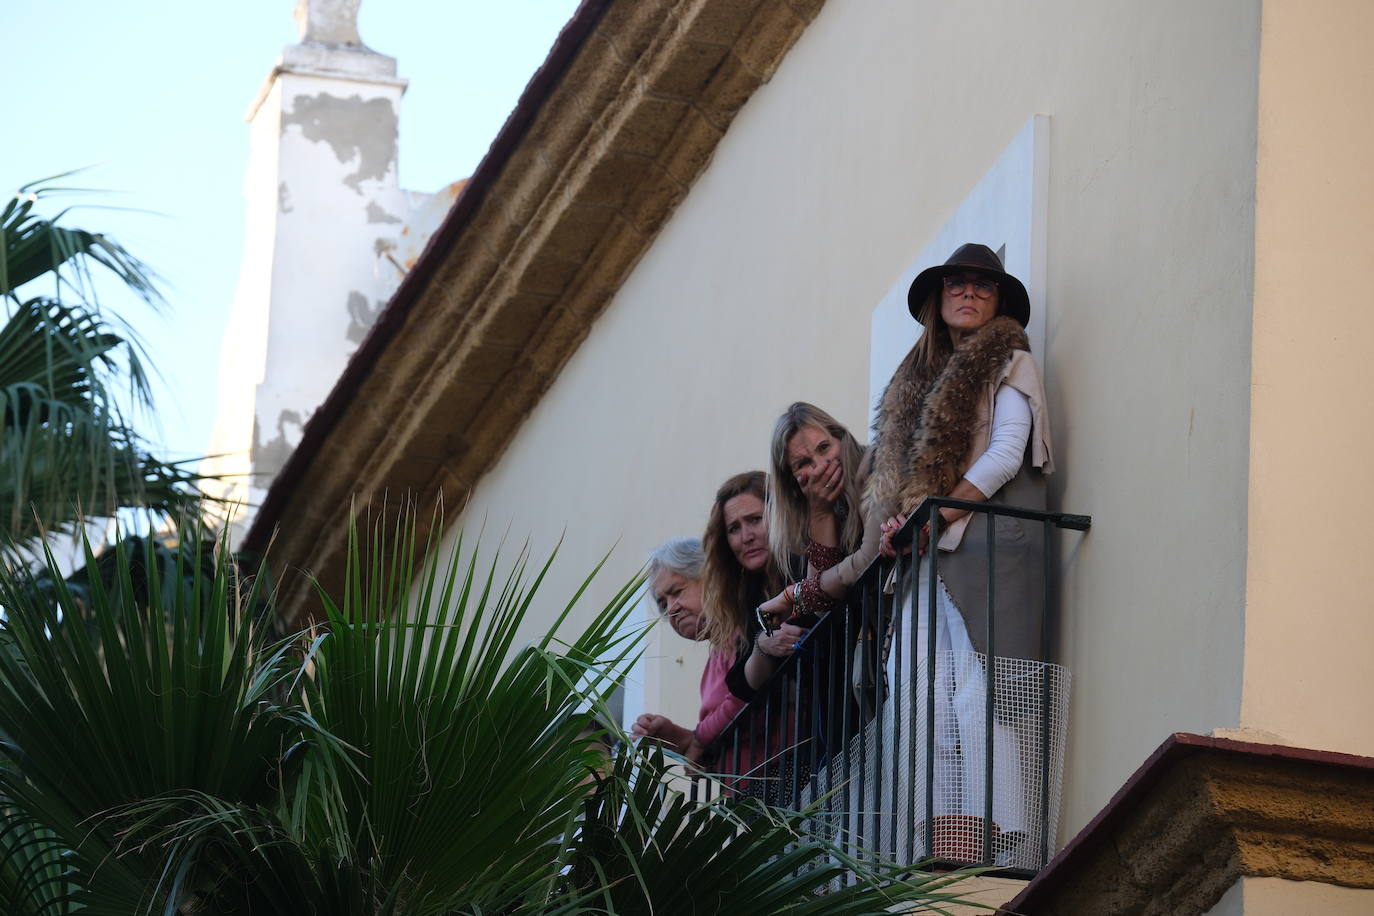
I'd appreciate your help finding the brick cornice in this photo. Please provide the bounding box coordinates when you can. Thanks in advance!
[1001,734,1374,916]
[246,0,826,621]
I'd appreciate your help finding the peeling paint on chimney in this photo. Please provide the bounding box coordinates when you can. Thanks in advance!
[283,92,397,192]
[366,201,401,223]
[251,409,305,479]
[206,1,452,535]
[345,290,382,343]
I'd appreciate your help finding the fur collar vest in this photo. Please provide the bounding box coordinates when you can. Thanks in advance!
[866,315,1029,518]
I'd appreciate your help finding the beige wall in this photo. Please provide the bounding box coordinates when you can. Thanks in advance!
[1242,0,1374,756]
[438,0,1262,841]
[1206,877,1374,916]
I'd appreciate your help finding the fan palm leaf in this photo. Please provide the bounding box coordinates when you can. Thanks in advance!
[544,744,971,915]
[1,175,162,409]
[0,530,335,914]
[0,790,78,915]
[0,178,212,563]
[0,514,978,914]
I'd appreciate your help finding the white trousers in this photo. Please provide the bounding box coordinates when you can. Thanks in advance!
[908,561,1026,823]
[807,557,1070,872]
[860,559,1028,862]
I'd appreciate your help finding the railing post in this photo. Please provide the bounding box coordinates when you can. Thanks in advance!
[924,506,939,862]
[791,667,802,810]
[751,695,762,801]
[823,596,840,852]
[903,540,919,865]
[807,621,821,811]
[835,590,846,878]
[889,545,903,862]
[731,725,740,788]
[1039,516,1054,868]
[983,509,997,865]
[856,564,876,871]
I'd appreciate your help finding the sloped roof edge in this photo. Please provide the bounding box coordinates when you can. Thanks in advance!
[242,0,828,620]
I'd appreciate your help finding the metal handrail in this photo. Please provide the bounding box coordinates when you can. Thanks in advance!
[702,496,1090,876]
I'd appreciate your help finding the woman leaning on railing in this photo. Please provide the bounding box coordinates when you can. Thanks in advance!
[756,243,1057,863]
[631,537,745,763]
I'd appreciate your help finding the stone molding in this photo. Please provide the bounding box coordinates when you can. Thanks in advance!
[1001,734,1374,916]
[245,0,827,622]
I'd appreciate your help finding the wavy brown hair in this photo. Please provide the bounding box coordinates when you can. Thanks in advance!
[907,289,956,384]
[700,471,783,655]
[767,402,867,572]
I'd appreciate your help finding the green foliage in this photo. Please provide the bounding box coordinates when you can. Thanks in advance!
[0,176,211,564]
[0,516,974,914]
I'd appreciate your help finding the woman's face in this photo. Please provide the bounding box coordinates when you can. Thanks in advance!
[786,425,838,491]
[940,270,1000,338]
[722,492,769,572]
[650,568,704,641]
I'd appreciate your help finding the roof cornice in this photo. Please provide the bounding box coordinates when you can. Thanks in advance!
[1001,733,1374,915]
[243,0,826,621]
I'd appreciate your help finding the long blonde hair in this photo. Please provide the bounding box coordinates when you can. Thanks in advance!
[700,471,783,655]
[767,403,867,571]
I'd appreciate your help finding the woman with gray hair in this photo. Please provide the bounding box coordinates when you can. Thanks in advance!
[630,536,745,763]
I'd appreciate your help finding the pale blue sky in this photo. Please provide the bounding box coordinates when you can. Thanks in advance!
[4,0,581,460]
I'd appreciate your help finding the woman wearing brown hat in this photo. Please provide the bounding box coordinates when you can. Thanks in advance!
[757,243,1053,650]
[758,243,1055,865]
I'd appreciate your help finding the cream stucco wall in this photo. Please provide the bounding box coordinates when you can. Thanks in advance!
[1206,877,1374,916]
[1241,0,1374,758]
[440,0,1262,844]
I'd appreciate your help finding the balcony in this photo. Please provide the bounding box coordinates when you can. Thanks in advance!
[700,497,1090,878]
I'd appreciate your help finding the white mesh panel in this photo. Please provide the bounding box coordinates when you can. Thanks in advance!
[804,653,1070,871]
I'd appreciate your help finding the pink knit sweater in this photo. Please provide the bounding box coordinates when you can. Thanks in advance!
[694,650,746,746]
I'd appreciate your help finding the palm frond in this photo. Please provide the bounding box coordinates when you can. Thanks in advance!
[0,512,977,914]
[0,297,214,559]
[2,175,164,314]
[0,529,323,914]
[544,744,972,915]
[0,175,212,567]
[0,786,79,916]
[279,512,640,913]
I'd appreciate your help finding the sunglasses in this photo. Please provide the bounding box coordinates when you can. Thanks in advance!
[942,274,998,298]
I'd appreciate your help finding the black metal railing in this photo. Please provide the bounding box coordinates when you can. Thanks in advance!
[700,497,1090,877]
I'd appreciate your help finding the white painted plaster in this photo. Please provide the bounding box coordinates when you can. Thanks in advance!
[205,20,455,534]
[868,115,1049,422]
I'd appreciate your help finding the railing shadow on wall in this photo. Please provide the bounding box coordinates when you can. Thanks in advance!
[690,497,1090,880]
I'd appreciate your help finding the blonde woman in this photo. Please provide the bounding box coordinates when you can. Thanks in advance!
[762,402,871,626]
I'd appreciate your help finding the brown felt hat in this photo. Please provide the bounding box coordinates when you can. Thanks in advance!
[906,243,1030,328]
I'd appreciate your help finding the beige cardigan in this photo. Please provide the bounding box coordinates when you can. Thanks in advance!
[824,351,1054,586]
[937,350,1054,552]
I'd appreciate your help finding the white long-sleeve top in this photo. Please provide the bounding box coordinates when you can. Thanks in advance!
[961,384,1032,499]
